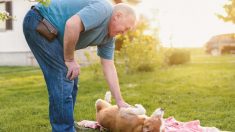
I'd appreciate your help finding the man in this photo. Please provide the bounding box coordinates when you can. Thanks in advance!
[23,0,136,131]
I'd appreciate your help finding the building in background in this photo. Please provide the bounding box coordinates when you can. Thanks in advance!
[0,0,96,66]
[0,0,36,66]
[205,33,235,56]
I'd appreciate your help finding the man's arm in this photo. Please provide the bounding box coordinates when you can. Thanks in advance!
[101,58,129,108]
[64,15,84,80]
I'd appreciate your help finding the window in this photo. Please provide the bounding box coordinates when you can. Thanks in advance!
[0,0,13,31]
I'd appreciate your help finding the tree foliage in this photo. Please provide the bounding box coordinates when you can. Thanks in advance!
[217,0,235,24]
[36,0,50,6]
[0,11,11,21]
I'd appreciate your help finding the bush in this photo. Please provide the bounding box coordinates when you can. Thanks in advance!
[116,34,162,73]
[115,20,163,73]
[165,49,191,65]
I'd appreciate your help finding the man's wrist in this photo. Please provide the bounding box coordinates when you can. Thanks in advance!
[116,98,124,104]
[65,58,74,62]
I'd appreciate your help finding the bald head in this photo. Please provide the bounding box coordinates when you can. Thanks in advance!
[113,3,136,21]
[108,3,136,37]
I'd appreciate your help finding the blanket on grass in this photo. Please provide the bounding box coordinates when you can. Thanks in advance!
[76,117,225,132]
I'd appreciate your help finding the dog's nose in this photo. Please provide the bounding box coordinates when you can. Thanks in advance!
[160,108,164,111]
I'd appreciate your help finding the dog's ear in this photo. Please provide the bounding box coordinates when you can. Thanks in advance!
[96,99,104,112]
[95,99,112,112]
[151,108,164,118]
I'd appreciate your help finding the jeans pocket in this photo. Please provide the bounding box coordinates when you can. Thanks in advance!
[64,76,73,83]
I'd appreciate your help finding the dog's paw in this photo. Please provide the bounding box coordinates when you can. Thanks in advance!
[104,91,111,103]
[151,108,164,118]
[120,104,146,117]
[134,104,146,115]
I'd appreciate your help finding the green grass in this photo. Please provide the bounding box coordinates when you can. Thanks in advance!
[0,48,235,131]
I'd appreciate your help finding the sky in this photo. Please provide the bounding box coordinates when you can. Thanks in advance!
[136,0,235,47]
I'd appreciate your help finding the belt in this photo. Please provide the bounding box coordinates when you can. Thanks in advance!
[31,6,43,18]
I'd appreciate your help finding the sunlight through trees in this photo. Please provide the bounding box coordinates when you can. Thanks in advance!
[217,0,235,24]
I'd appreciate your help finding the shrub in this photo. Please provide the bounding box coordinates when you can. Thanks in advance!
[114,19,164,73]
[116,34,162,73]
[115,20,163,73]
[165,49,191,65]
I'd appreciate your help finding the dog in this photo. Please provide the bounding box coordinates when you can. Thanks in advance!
[95,91,165,132]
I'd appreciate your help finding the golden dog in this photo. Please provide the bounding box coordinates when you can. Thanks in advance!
[95,92,165,132]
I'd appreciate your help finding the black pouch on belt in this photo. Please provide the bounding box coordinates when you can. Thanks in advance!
[36,18,58,42]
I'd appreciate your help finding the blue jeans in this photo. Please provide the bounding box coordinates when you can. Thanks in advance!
[23,9,78,132]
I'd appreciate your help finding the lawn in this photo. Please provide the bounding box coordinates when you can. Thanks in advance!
[0,48,234,132]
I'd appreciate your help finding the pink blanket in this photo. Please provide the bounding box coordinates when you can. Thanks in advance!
[164,117,220,132]
[77,117,221,132]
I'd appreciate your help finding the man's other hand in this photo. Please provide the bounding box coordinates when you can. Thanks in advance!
[65,60,80,80]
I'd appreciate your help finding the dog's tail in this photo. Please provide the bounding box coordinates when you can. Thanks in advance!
[95,99,111,112]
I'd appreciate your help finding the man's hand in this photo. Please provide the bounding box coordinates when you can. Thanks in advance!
[117,100,131,108]
[65,60,80,80]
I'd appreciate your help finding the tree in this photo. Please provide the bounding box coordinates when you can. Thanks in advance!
[0,0,50,21]
[217,0,235,24]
